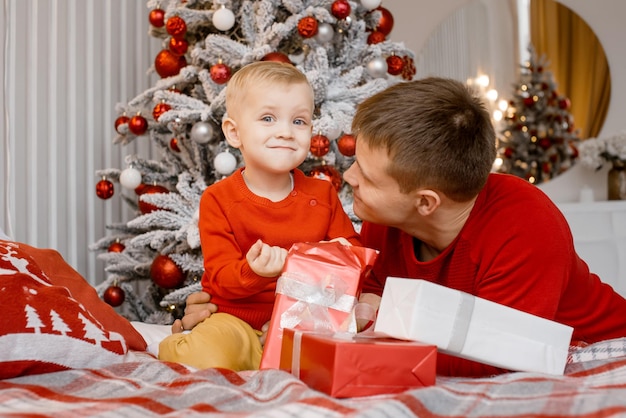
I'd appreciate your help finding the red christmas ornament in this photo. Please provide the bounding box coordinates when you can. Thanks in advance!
[503,147,514,158]
[298,16,318,38]
[170,137,181,152]
[103,285,125,307]
[401,55,416,81]
[169,37,189,56]
[337,133,356,157]
[210,62,232,84]
[134,183,149,195]
[138,184,169,214]
[128,114,148,135]
[523,96,536,107]
[108,241,125,253]
[331,0,351,19]
[96,178,114,200]
[373,7,394,35]
[367,31,386,45]
[152,102,171,121]
[538,138,552,150]
[150,254,185,289]
[386,55,404,76]
[166,16,187,39]
[261,52,292,64]
[309,165,343,192]
[155,49,187,78]
[558,97,571,110]
[310,134,330,157]
[149,8,165,28]
[114,114,129,134]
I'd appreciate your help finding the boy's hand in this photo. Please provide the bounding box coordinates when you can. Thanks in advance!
[246,239,287,277]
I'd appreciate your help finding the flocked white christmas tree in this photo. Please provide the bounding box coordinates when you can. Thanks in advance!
[495,45,579,185]
[90,0,415,324]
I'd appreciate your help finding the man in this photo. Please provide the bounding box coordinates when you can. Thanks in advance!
[175,77,626,377]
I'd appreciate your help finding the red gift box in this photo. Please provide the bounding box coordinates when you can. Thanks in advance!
[280,328,437,398]
[260,242,378,369]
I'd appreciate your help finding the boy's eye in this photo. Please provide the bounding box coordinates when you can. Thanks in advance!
[293,118,307,126]
[261,116,274,122]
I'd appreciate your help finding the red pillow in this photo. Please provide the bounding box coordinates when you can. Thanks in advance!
[0,240,147,379]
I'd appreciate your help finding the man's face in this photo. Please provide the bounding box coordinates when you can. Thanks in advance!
[343,139,416,228]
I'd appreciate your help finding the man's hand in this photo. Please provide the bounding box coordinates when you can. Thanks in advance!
[246,239,287,278]
[170,291,217,334]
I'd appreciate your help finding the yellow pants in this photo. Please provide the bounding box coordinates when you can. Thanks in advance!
[158,312,263,371]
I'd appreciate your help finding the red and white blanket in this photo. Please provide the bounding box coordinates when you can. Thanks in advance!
[2,339,626,417]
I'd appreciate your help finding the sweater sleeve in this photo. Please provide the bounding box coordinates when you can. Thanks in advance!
[198,186,270,300]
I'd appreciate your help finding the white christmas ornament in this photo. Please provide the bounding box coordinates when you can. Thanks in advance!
[360,0,382,11]
[367,57,388,78]
[190,121,214,144]
[316,23,334,43]
[288,51,305,65]
[119,167,142,189]
[213,6,235,31]
[214,151,237,175]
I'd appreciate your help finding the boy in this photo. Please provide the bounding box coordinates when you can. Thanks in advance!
[159,61,360,370]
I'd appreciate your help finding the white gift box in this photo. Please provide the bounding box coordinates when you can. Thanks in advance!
[374,277,573,375]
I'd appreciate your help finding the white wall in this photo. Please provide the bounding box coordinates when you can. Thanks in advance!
[2,0,625,279]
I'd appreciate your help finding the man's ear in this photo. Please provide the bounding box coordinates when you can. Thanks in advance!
[415,189,441,216]
[222,117,241,148]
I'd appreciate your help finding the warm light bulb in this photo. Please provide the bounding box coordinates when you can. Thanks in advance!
[486,89,498,102]
[493,110,503,121]
[477,75,490,87]
[498,99,509,111]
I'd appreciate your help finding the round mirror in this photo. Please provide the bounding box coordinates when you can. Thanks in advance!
[415,0,610,183]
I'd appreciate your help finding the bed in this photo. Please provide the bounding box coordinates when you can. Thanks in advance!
[2,239,626,417]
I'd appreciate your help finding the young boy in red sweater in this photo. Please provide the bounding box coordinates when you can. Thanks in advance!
[158,61,360,370]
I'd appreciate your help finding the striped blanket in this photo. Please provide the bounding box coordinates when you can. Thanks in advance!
[2,338,626,417]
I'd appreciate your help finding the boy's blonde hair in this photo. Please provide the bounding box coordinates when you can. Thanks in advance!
[225,61,313,116]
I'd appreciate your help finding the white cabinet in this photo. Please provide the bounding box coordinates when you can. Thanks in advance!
[557,201,626,297]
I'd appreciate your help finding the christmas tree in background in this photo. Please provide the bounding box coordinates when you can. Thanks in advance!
[495,45,579,185]
[90,0,415,324]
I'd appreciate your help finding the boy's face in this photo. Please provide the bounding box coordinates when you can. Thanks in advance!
[224,81,314,175]
[344,139,416,227]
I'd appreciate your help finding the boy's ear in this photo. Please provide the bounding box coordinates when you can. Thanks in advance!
[415,189,441,216]
[222,117,241,148]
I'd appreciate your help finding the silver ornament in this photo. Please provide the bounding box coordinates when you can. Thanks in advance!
[367,57,388,78]
[119,167,142,189]
[360,0,382,11]
[190,121,214,144]
[213,6,235,31]
[316,23,334,43]
[214,151,237,175]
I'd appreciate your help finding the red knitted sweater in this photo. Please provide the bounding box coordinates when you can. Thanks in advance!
[199,168,360,330]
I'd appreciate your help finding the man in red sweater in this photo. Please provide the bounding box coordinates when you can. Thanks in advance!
[177,77,626,377]
[159,62,359,371]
